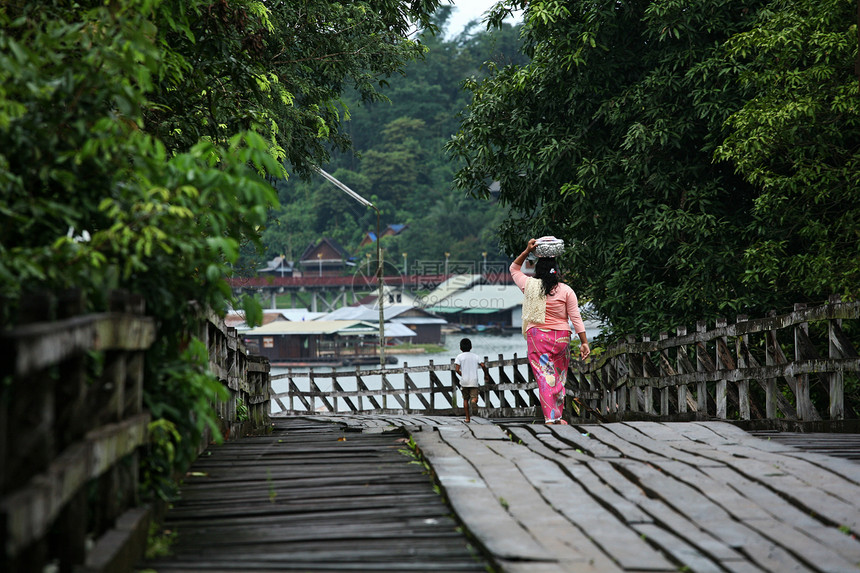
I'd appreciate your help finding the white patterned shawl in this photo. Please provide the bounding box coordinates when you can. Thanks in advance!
[521,277,546,338]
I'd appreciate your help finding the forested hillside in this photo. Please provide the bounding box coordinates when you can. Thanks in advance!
[248,9,527,272]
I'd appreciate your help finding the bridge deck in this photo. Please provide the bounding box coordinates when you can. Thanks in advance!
[140,416,860,573]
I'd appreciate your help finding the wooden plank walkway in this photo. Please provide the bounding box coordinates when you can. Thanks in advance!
[139,416,860,573]
[138,417,489,572]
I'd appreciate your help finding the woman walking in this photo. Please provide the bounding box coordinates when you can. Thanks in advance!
[510,238,590,424]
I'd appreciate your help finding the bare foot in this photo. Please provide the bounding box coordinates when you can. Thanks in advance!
[465,418,471,423]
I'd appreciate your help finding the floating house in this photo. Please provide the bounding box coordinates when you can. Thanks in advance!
[319,304,447,344]
[425,283,524,333]
[242,319,415,366]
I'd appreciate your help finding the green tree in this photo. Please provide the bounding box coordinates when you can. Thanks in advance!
[715,0,860,301]
[449,0,778,338]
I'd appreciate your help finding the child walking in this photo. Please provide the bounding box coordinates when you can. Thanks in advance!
[454,338,482,423]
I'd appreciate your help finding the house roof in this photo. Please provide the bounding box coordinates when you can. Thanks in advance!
[275,309,327,322]
[258,255,294,273]
[390,317,447,325]
[424,284,523,312]
[319,303,438,322]
[298,237,349,262]
[243,319,415,338]
[419,274,485,308]
[224,310,291,330]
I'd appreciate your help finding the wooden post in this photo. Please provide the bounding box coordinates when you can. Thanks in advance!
[696,321,708,414]
[309,369,316,414]
[450,358,458,413]
[482,355,490,411]
[357,365,365,412]
[676,327,688,414]
[617,352,628,414]
[794,303,813,420]
[828,295,845,420]
[715,317,728,419]
[764,313,778,419]
[659,332,670,416]
[403,362,410,411]
[428,360,435,411]
[642,335,654,415]
[735,316,751,420]
[331,368,338,414]
[627,337,639,413]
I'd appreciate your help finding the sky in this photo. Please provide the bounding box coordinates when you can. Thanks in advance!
[444,0,522,38]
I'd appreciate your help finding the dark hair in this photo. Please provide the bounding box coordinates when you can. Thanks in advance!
[459,338,472,352]
[533,257,560,297]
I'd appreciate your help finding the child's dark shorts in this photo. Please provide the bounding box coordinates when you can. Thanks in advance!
[461,387,479,401]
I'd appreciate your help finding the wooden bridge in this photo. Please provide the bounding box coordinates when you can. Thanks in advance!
[140,414,860,572]
[3,296,859,572]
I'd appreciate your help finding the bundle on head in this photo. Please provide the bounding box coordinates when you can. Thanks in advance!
[533,257,560,296]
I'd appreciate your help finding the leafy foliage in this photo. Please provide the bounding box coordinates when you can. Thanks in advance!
[715,0,860,301]
[0,0,445,500]
[449,0,859,339]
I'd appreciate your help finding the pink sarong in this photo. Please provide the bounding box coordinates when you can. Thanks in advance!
[526,327,571,423]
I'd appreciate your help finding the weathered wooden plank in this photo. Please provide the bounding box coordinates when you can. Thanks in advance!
[699,465,860,565]
[142,418,487,572]
[658,431,860,530]
[0,412,149,557]
[482,439,674,571]
[616,459,810,571]
[772,449,860,482]
[598,422,713,466]
[545,425,622,458]
[2,313,156,377]
[437,431,627,572]
[411,429,548,562]
[585,460,749,564]
[632,523,724,573]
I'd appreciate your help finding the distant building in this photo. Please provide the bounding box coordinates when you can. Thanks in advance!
[242,319,415,366]
[425,283,524,331]
[224,309,326,332]
[357,224,408,249]
[257,255,296,277]
[299,237,350,276]
[319,304,447,344]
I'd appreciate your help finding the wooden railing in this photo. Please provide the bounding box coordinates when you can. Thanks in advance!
[0,292,156,572]
[201,309,271,442]
[574,296,859,428]
[271,354,547,418]
[0,294,272,572]
[271,297,859,427]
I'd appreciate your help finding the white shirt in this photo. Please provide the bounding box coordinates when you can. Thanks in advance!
[455,351,480,387]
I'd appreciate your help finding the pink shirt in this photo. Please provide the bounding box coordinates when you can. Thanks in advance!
[510,263,586,335]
